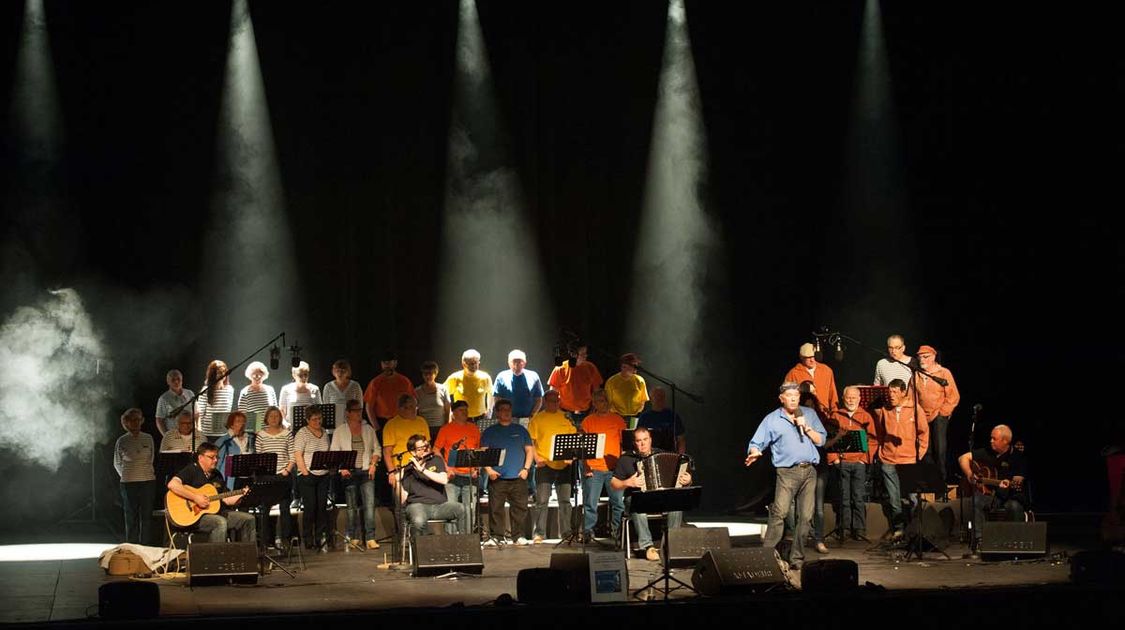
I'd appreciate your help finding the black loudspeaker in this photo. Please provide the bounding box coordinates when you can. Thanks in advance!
[98,581,160,619]
[517,567,574,604]
[800,559,858,593]
[188,542,259,586]
[412,533,484,577]
[980,521,1048,558]
[548,552,591,602]
[1069,550,1125,584]
[665,527,732,568]
[691,548,786,596]
[905,504,955,548]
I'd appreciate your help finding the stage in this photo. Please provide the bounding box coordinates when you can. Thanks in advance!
[2,517,1112,628]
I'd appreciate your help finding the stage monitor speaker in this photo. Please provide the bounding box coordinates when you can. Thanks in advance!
[412,533,484,577]
[548,552,591,602]
[691,548,786,596]
[517,567,574,604]
[800,559,858,593]
[980,521,1048,559]
[188,542,259,586]
[665,526,732,568]
[1069,550,1125,584]
[98,581,160,619]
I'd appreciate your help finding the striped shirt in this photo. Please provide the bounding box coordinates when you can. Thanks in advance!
[874,358,914,388]
[114,432,155,482]
[196,385,234,435]
[237,385,277,416]
[323,379,362,426]
[159,430,197,453]
[293,426,330,476]
[256,429,295,474]
[279,383,322,426]
[155,388,194,433]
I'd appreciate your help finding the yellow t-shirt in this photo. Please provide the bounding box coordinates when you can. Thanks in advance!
[444,370,493,418]
[604,372,649,417]
[528,410,578,470]
[382,415,431,469]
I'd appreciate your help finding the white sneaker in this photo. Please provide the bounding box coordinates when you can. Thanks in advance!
[516,537,531,546]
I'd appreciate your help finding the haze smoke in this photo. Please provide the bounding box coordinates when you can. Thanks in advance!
[0,289,111,470]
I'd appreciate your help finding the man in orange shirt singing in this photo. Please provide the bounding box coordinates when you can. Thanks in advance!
[826,385,877,541]
[784,343,839,413]
[580,389,626,542]
[913,345,960,482]
[548,341,603,426]
[872,379,928,539]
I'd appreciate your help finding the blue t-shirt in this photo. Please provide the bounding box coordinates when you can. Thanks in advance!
[747,406,827,468]
[637,408,686,436]
[493,369,544,418]
[480,422,533,479]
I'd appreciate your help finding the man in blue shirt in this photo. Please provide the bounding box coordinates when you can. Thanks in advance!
[480,399,535,544]
[745,382,827,569]
[492,349,544,426]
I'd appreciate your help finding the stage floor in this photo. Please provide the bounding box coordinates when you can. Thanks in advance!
[0,533,1078,624]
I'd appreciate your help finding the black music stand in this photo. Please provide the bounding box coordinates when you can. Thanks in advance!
[629,486,703,601]
[310,450,358,552]
[551,433,603,548]
[291,404,338,433]
[895,462,951,561]
[825,429,870,540]
[622,428,674,454]
[231,453,296,577]
[451,448,504,545]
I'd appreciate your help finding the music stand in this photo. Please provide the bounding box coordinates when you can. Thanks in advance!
[857,386,889,413]
[452,448,504,545]
[309,450,358,551]
[230,453,296,577]
[629,486,703,600]
[894,462,951,561]
[550,433,603,548]
[291,404,338,433]
[622,428,674,453]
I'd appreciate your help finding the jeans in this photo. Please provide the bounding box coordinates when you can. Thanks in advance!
[762,464,817,565]
[880,463,906,531]
[342,469,377,540]
[405,501,465,537]
[812,465,828,542]
[627,501,683,550]
[297,473,331,546]
[837,461,868,535]
[197,511,257,543]
[582,470,624,537]
[532,464,574,538]
[488,477,530,539]
[928,415,950,481]
[445,475,477,534]
[119,480,155,545]
[971,494,1026,542]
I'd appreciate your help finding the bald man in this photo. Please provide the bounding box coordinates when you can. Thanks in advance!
[958,424,1027,553]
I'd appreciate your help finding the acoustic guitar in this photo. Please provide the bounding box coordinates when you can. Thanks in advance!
[165,484,248,527]
[961,460,1023,496]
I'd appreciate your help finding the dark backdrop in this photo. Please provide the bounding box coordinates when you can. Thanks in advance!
[0,1,1119,538]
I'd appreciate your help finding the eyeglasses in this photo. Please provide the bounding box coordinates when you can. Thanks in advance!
[887,345,904,351]
[202,454,218,460]
[413,444,429,452]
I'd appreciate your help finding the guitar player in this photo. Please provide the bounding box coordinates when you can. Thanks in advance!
[167,442,257,543]
[957,424,1028,552]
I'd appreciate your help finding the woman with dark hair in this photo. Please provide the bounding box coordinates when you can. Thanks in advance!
[215,410,255,490]
[294,406,331,550]
[196,360,234,438]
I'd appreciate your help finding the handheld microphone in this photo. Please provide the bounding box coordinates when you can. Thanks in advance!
[794,409,805,443]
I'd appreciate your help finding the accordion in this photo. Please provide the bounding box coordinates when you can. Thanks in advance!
[636,452,691,491]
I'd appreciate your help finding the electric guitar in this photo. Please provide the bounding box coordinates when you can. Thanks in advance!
[165,484,249,527]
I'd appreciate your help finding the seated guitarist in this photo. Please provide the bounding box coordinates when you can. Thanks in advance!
[167,442,257,543]
[957,424,1028,551]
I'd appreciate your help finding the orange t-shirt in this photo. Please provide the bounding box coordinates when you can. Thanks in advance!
[364,373,415,420]
[548,361,604,413]
[433,421,481,475]
[581,412,627,472]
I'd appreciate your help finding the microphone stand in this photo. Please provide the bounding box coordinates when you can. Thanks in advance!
[965,404,981,553]
[167,331,287,453]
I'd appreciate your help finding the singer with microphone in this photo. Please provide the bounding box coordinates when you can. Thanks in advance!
[744,381,827,571]
[400,435,466,537]
[434,400,481,533]
[913,345,960,482]
[784,343,840,413]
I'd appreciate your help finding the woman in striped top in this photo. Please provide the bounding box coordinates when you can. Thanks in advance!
[238,361,278,427]
[323,359,363,422]
[294,406,331,550]
[196,359,234,437]
[114,408,155,545]
[279,361,322,427]
[256,406,296,548]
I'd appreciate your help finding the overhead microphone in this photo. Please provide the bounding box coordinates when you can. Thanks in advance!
[814,339,823,362]
[834,339,844,363]
[269,343,280,370]
[289,340,303,368]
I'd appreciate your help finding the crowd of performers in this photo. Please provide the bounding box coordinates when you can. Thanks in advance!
[113,336,1026,568]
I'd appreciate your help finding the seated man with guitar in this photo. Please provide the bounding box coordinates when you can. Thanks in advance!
[957,424,1028,549]
[166,442,257,543]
